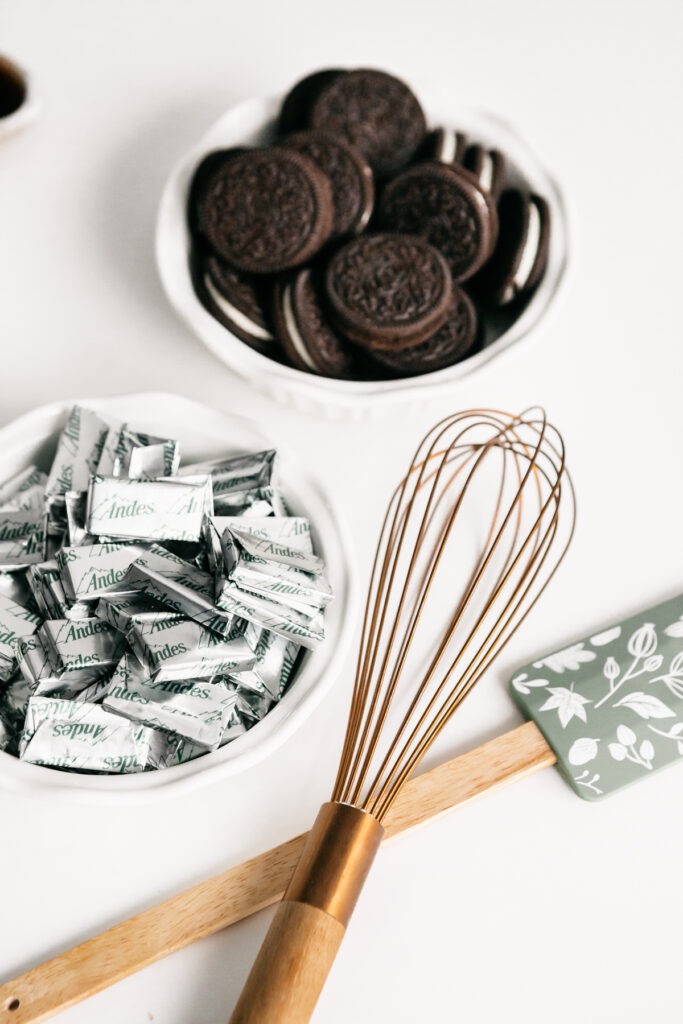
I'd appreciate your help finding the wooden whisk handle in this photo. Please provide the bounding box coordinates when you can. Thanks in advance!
[229,801,384,1024]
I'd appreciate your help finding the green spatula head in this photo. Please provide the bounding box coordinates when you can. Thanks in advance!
[511,593,683,800]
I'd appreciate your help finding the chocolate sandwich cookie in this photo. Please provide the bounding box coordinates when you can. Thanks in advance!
[197,148,334,273]
[282,131,374,237]
[197,254,277,355]
[278,69,344,135]
[273,268,355,378]
[462,143,506,200]
[368,288,479,377]
[187,148,247,236]
[325,233,452,350]
[379,162,498,282]
[475,189,551,306]
[308,69,427,177]
[417,127,468,166]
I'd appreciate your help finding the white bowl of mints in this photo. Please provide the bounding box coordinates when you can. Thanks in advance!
[157,68,570,419]
[0,393,357,798]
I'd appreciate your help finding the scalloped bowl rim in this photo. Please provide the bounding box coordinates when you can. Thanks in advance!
[0,393,357,801]
[156,90,570,410]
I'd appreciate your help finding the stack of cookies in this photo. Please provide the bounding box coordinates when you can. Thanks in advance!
[188,68,551,381]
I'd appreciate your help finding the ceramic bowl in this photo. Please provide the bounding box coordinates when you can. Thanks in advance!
[156,88,570,419]
[0,393,357,799]
[0,54,39,142]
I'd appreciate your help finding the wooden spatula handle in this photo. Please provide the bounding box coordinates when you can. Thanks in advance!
[0,722,554,1024]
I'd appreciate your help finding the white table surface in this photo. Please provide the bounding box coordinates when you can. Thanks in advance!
[1,1,682,1022]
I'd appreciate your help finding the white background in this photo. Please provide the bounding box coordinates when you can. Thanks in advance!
[1,1,683,1022]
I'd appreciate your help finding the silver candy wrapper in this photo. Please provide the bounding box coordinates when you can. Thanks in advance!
[220,517,323,575]
[27,561,62,617]
[227,562,331,614]
[0,592,42,629]
[20,696,158,773]
[217,587,324,648]
[39,618,125,687]
[96,593,179,633]
[16,633,66,697]
[96,425,180,481]
[56,542,150,602]
[0,713,12,751]
[2,673,33,721]
[233,681,273,723]
[242,620,301,701]
[0,569,36,610]
[0,404,332,776]
[0,596,40,682]
[0,465,47,512]
[14,630,100,704]
[64,490,96,547]
[45,405,113,498]
[217,701,250,746]
[148,731,208,768]
[86,475,213,543]
[208,518,328,601]
[221,541,331,614]
[0,508,47,570]
[112,544,234,637]
[46,519,67,562]
[103,653,241,747]
[213,485,288,518]
[72,676,111,704]
[180,449,275,495]
[127,617,255,681]
[209,518,329,648]
[25,560,91,620]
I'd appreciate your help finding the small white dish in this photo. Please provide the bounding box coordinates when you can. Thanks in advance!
[0,393,358,800]
[156,89,570,419]
[0,54,40,142]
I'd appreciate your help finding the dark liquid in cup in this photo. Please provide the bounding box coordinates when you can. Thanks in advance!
[0,59,26,118]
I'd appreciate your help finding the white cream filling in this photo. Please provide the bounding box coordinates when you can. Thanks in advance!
[502,200,542,303]
[355,193,373,233]
[283,283,316,371]
[478,151,494,193]
[204,273,274,342]
[436,129,458,164]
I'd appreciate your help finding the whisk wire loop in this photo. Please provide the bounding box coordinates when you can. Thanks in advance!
[332,408,575,821]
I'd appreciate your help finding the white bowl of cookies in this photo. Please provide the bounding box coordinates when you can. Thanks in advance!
[156,69,569,419]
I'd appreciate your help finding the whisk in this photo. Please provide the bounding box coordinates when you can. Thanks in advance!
[230,407,575,1024]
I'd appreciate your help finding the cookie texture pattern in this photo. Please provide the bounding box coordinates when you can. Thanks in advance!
[370,289,478,376]
[380,164,497,282]
[326,233,452,348]
[310,69,427,177]
[198,149,333,273]
[283,131,373,237]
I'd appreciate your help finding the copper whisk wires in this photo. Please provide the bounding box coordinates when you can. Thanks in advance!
[332,408,575,821]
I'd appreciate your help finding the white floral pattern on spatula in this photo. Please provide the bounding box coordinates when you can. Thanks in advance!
[648,721,683,754]
[568,737,600,765]
[589,626,621,647]
[613,691,674,720]
[573,770,602,796]
[513,597,683,799]
[664,616,683,639]
[595,623,662,708]
[533,642,595,674]
[539,684,592,728]
[608,725,655,770]
[648,651,683,700]
[511,673,548,695]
